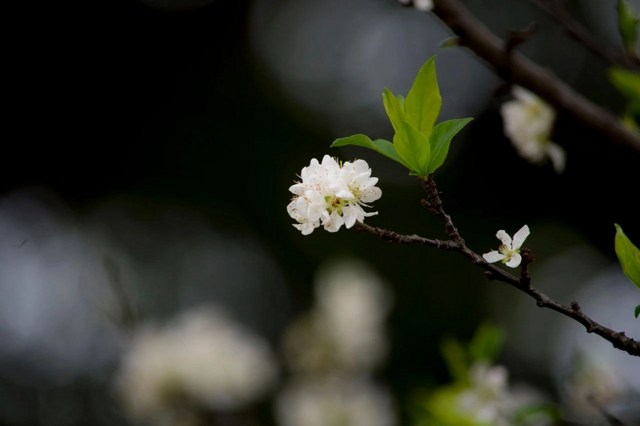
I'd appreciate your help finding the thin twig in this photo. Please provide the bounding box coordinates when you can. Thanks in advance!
[355,176,640,357]
[430,0,640,153]
[531,0,640,71]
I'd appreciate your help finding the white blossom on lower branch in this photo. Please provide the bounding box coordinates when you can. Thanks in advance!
[483,225,530,268]
[501,86,566,173]
[116,305,277,424]
[287,155,381,235]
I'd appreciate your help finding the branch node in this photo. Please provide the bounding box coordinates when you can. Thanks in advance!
[570,300,581,312]
[505,21,539,55]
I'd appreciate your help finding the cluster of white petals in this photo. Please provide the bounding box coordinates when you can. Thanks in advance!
[287,155,381,235]
[456,363,546,426]
[483,225,530,268]
[501,87,566,173]
[116,305,277,423]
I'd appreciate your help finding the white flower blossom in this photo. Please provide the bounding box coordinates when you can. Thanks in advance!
[501,87,565,173]
[483,225,530,268]
[116,305,277,424]
[287,155,381,235]
[276,378,396,426]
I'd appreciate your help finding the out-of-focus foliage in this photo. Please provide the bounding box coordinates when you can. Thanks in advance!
[412,323,558,426]
[609,66,640,129]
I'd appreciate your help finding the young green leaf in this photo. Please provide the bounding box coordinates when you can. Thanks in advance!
[428,117,473,174]
[405,56,442,137]
[393,121,431,175]
[331,134,408,167]
[382,88,406,132]
[617,0,639,53]
[614,224,640,289]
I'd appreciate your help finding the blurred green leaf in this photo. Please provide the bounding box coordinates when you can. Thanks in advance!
[330,134,409,167]
[468,322,504,364]
[382,88,406,132]
[394,121,431,175]
[635,304,640,318]
[428,117,473,174]
[512,404,560,425]
[405,56,442,137]
[609,67,640,100]
[440,339,469,384]
[440,37,461,49]
[617,0,639,52]
[614,224,640,289]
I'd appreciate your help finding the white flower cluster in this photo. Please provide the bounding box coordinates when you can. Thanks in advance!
[277,260,396,426]
[456,363,546,426]
[283,260,391,374]
[276,378,396,426]
[501,87,566,173]
[287,155,381,235]
[116,305,277,424]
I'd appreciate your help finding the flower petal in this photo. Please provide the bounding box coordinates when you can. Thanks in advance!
[483,251,505,263]
[546,141,566,174]
[505,254,522,268]
[496,230,511,247]
[511,225,530,250]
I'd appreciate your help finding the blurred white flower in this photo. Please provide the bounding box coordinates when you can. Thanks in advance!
[501,87,565,173]
[457,363,509,423]
[276,377,396,426]
[287,155,381,235]
[414,0,433,12]
[283,260,391,374]
[483,225,530,268]
[117,305,277,424]
[455,363,549,426]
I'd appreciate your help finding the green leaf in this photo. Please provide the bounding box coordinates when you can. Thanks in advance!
[440,339,469,384]
[614,223,640,289]
[635,304,640,318]
[331,134,408,167]
[617,0,639,52]
[405,56,442,136]
[468,322,504,364]
[394,121,431,175]
[609,67,640,100]
[428,117,473,174]
[439,37,461,49]
[382,88,406,132]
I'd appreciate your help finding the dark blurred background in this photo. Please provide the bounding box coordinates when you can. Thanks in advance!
[2,0,639,424]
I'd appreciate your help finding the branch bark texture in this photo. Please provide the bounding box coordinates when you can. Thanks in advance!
[431,0,640,153]
[356,176,640,357]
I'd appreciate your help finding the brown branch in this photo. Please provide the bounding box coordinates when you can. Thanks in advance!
[431,0,640,153]
[532,0,640,71]
[355,176,640,357]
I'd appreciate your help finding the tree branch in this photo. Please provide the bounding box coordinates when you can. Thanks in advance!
[431,0,640,153]
[355,176,640,357]
[531,0,640,71]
